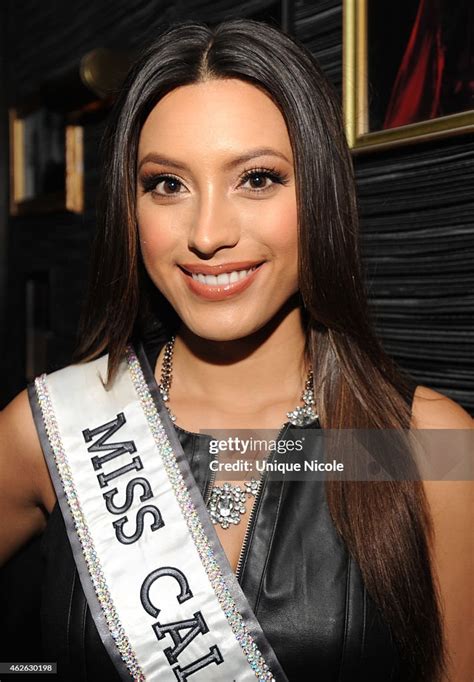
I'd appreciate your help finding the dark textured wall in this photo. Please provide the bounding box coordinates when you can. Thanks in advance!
[357,136,474,410]
[1,0,472,411]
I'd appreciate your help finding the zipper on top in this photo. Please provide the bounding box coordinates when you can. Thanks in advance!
[203,447,218,506]
[202,423,289,582]
[234,422,289,582]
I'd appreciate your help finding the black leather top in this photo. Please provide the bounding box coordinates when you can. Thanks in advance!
[31,337,416,681]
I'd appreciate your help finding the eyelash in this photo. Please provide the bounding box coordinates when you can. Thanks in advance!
[139,166,290,197]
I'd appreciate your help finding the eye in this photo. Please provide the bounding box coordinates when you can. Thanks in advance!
[139,167,289,197]
[238,167,289,193]
[140,173,187,196]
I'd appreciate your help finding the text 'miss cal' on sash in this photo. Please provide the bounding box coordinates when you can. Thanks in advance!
[29,344,288,682]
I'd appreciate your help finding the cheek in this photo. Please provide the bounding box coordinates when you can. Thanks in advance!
[257,196,298,256]
[137,206,178,270]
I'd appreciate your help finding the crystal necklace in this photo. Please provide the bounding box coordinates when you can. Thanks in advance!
[158,336,318,529]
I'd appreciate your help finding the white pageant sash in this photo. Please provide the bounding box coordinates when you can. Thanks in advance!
[29,344,288,682]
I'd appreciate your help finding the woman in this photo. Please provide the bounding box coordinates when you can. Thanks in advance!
[0,19,472,682]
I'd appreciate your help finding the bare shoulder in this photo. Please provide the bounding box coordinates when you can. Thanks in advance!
[1,389,44,486]
[0,388,56,565]
[412,385,472,539]
[412,385,472,526]
[411,385,473,428]
[412,386,473,681]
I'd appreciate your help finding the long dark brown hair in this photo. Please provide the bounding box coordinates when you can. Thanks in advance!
[76,19,446,681]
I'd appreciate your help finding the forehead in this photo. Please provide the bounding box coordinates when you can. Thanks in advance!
[138,79,293,160]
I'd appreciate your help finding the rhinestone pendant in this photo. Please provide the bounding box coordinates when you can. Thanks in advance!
[286,404,319,427]
[287,375,318,426]
[208,479,259,530]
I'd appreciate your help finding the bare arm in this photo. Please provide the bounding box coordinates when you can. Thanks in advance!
[0,389,56,566]
[413,387,473,682]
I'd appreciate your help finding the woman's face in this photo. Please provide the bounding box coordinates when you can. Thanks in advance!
[136,78,298,341]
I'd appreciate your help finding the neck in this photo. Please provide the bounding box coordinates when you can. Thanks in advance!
[165,302,309,413]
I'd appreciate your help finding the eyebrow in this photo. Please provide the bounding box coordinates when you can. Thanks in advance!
[137,147,291,172]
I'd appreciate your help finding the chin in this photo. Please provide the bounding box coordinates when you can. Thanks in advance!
[180,311,271,343]
[169,289,302,343]
[185,324,261,343]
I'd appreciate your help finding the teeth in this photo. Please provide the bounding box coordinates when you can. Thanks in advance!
[190,266,257,286]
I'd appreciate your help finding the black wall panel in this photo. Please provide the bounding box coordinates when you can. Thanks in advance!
[1,0,472,412]
[357,136,474,409]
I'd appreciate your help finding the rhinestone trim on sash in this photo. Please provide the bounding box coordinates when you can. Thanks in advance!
[126,346,275,681]
[34,374,146,682]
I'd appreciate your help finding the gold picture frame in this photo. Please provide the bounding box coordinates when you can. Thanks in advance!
[343,0,474,152]
[9,105,84,215]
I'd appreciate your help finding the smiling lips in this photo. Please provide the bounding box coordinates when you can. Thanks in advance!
[179,260,265,300]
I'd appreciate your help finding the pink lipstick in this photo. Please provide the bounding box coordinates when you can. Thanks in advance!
[178,261,265,301]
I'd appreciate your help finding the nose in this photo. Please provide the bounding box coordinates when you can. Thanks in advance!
[187,191,240,257]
